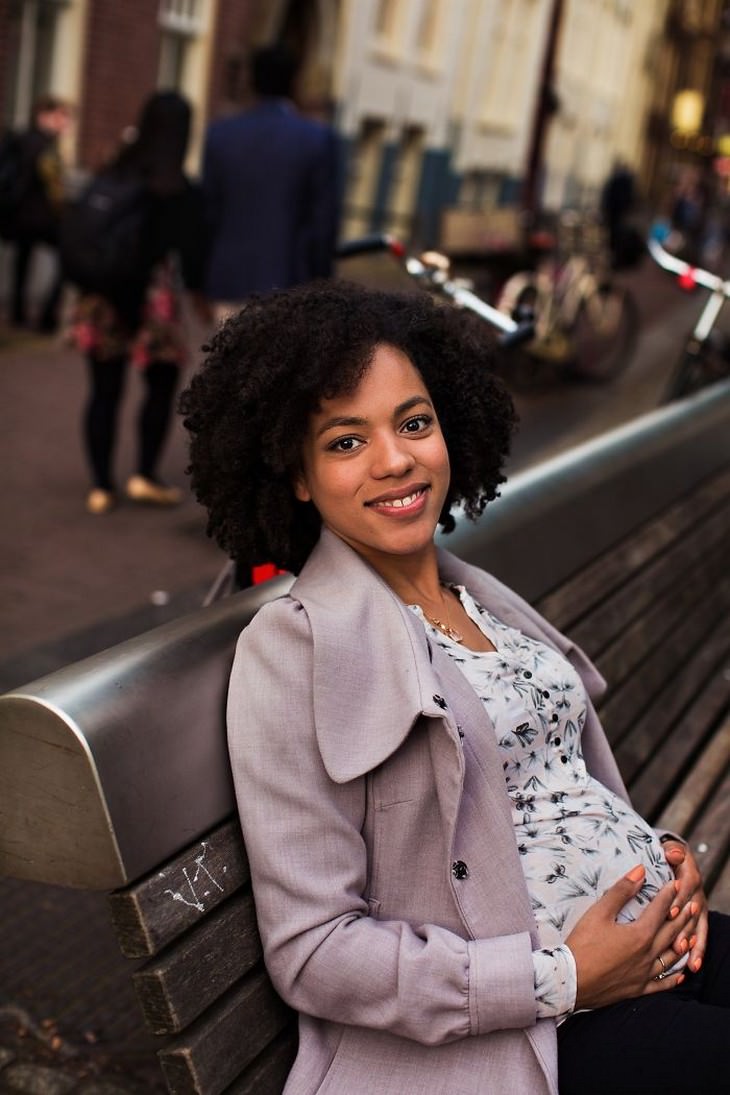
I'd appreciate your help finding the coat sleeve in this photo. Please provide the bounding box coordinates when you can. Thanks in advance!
[227,598,539,1046]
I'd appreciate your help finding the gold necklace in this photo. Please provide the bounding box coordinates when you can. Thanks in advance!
[421,588,464,644]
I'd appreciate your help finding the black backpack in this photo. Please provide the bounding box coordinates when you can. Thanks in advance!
[59,171,148,294]
[0,130,23,240]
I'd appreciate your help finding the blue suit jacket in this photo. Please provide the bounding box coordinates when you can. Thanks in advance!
[202,99,340,300]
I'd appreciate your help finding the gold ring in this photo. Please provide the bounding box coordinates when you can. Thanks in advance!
[654,955,668,981]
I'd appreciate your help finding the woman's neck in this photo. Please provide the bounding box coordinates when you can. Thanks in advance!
[365,546,443,608]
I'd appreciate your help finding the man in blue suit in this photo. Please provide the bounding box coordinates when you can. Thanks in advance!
[202,44,340,321]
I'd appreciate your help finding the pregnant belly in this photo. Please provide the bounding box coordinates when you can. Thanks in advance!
[514,790,675,947]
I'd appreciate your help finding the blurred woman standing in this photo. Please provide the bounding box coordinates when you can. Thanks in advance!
[66,91,207,515]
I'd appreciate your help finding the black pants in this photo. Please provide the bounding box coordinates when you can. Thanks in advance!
[11,237,63,331]
[84,355,178,490]
[558,910,730,1094]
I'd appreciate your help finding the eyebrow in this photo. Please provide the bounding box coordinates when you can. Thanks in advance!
[315,395,433,438]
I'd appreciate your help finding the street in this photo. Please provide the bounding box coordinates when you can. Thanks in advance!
[0,251,720,1091]
[0,253,711,693]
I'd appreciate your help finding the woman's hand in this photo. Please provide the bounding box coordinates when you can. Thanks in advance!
[662,838,708,973]
[565,865,692,1010]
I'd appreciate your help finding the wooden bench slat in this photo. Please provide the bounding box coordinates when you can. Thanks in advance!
[158,969,293,1095]
[655,717,730,835]
[598,591,721,751]
[568,502,730,658]
[535,468,730,632]
[614,613,730,786]
[223,1029,298,1095]
[133,891,262,1035]
[627,662,730,822]
[597,563,728,747]
[595,543,727,692]
[684,764,730,893]
[109,818,248,958]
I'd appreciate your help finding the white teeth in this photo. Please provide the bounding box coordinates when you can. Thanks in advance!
[379,490,422,508]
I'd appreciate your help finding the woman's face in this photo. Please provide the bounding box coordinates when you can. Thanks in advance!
[295,343,451,571]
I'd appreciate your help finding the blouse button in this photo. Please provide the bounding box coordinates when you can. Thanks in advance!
[542,690,550,698]
[551,714,559,723]
[523,671,533,679]
[560,755,569,764]
[452,860,469,880]
[553,737,561,746]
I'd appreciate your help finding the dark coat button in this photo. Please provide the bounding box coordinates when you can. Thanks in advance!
[433,694,447,709]
[452,860,469,880]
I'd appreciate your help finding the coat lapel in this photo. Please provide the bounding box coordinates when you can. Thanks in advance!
[291,530,451,783]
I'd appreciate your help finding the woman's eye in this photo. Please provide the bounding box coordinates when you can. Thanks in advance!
[402,414,432,434]
[329,436,363,453]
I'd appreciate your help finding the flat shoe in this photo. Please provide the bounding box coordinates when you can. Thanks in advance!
[86,488,115,515]
[126,475,182,506]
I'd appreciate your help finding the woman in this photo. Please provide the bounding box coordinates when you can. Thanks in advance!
[68,91,207,514]
[180,281,729,1094]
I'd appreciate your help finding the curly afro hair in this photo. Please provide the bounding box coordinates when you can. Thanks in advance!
[180,279,517,574]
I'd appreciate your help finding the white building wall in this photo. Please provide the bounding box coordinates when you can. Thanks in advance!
[543,0,668,210]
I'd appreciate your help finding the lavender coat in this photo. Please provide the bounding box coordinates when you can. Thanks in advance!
[227,529,630,1094]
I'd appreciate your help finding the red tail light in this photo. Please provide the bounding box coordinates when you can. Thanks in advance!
[388,238,406,258]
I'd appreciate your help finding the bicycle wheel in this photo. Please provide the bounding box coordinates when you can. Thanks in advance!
[662,334,730,402]
[569,283,639,382]
[495,278,563,392]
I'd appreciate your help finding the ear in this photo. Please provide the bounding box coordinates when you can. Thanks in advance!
[293,472,311,503]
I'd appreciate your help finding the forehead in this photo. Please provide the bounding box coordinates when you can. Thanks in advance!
[314,343,428,416]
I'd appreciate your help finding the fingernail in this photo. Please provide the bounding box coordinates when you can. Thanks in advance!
[692,958,702,972]
[690,901,699,916]
[679,938,688,954]
[690,935,697,949]
[627,865,645,882]
[670,906,680,919]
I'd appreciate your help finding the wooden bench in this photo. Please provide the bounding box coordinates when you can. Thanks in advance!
[1,382,729,1094]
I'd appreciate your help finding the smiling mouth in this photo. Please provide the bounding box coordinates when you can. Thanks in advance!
[367,486,428,509]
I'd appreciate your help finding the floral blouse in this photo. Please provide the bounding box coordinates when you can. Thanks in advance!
[409,586,675,1020]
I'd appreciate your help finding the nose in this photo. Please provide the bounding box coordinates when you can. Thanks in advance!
[370,430,416,479]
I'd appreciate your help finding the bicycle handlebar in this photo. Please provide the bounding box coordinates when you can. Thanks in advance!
[647,236,730,296]
[335,235,535,348]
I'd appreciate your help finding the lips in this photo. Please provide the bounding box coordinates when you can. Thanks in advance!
[365,485,429,512]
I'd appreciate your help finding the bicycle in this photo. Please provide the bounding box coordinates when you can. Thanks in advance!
[494,210,640,388]
[648,230,730,401]
[335,234,535,349]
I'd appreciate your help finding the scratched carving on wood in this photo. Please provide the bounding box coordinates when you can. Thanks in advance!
[161,841,227,911]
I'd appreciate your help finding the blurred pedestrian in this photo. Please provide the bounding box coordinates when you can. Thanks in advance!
[65,91,207,515]
[600,159,642,270]
[202,42,340,322]
[2,95,72,332]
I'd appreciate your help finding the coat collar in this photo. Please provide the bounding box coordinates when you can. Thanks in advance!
[290,529,446,782]
[289,529,598,784]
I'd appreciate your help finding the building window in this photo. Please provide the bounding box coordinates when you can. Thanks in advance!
[480,0,532,132]
[6,0,70,126]
[157,0,209,91]
[344,118,386,238]
[373,0,407,59]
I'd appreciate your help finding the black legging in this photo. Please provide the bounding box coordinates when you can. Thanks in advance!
[84,355,179,490]
[558,910,730,1094]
